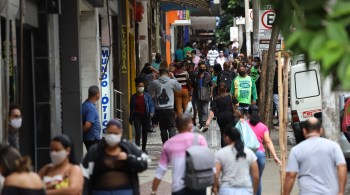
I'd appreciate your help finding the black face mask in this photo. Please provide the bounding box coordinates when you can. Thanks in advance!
[239,71,246,76]
[199,69,205,73]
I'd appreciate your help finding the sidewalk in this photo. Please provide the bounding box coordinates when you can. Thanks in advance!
[137,120,299,195]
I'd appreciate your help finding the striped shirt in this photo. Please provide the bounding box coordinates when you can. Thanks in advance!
[174,71,189,86]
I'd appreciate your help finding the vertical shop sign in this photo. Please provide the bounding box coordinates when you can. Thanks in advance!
[101,46,111,133]
[121,25,128,74]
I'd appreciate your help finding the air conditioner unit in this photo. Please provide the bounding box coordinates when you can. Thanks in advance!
[0,0,20,20]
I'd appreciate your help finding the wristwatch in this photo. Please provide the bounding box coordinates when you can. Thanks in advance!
[151,191,156,195]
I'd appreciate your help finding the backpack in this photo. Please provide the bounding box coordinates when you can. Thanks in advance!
[185,134,215,190]
[218,71,235,91]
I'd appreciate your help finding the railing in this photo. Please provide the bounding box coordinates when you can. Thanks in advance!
[113,89,123,121]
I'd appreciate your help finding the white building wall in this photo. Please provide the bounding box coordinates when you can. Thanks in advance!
[80,9,100,101]
[138,1,150,68]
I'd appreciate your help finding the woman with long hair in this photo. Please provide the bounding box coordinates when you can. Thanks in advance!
[212,126,259,195]
[0,145,45,195]
[129,78,155,152]
[206,82,239,147]
[82,119,149,195]
[38,134,83,195]
[247,105,281,195]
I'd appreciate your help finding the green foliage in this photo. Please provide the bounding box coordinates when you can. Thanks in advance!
[215,0,244,44]
[270,0,350,89]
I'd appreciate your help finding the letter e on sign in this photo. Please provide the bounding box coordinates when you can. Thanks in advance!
[261,10,275,30]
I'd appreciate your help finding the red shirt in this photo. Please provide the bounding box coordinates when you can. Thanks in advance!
[135,94,146,113]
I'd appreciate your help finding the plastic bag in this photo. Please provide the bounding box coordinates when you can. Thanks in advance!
[235,120,260,151]
[184,102,194,118]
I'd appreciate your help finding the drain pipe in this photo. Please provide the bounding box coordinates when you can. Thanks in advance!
[4,0,11,144]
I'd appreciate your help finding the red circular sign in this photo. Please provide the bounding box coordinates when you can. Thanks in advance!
[261,10,275,29]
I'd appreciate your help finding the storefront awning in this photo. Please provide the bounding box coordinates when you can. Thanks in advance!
[160,0,211,12]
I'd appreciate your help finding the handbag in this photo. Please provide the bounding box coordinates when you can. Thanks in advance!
[235,120,260,151]
[197,86,211,101]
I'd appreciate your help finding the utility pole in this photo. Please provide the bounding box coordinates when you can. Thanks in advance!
[252,0,260,57]
[244,0,251,56]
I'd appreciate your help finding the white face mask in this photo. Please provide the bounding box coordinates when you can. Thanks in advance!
[104,134,122,147]
[10,118,22,129]
[50,150,68,165]
[137,87,144,93]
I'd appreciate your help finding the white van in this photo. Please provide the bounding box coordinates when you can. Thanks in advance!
[290,56,322,143]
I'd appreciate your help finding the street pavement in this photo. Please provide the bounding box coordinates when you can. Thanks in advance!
[136,119,350,195]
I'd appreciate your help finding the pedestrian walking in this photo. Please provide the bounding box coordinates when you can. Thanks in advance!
[218,62,236,93]
[247,105,281,195]
[82,86,101,150]
[187,63,198,126]
[192,62,213,132]
[175,44,184,61]
[82,119,149,195]
[212,126,259,195]
[174,62,190,116]
[151,53,162,71]
[284,117,347,195]
[129,78,155,152]
[183,42,193,59]
[230,65,257,116]
[148,68,182,143]
[206,82,239,147]
[211,64,222,98]
[207,45,219,66]
[8,104,22,149]
[140,63,158,93]
[38,134,83,195]
[151,114,208,195]
[215,51,229,69]
[0,146,45,195]
[191,50,201,69]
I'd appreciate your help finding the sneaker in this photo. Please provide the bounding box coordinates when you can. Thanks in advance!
[142,150,148,155]
[200,126,209,133]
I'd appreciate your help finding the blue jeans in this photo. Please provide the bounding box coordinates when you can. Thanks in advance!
[255,151,266,195]
[92,189,133,195]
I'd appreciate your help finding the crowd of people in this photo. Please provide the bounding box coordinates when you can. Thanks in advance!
[0,41,347,195]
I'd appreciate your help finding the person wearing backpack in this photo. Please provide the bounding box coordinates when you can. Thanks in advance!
[212,126,259,195]
[151,114,210,195]
[148,68,182,143]
[218,62,236,93]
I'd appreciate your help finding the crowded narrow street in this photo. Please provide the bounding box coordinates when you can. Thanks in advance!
[1,0,350,195]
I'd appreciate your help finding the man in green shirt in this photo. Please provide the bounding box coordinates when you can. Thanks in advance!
[230,65,257,115]
[183,42,193,59]
[250,57,261,82]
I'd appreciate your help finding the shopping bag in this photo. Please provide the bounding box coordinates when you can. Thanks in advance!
[185,102,194,118]
[235,120,260,151]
